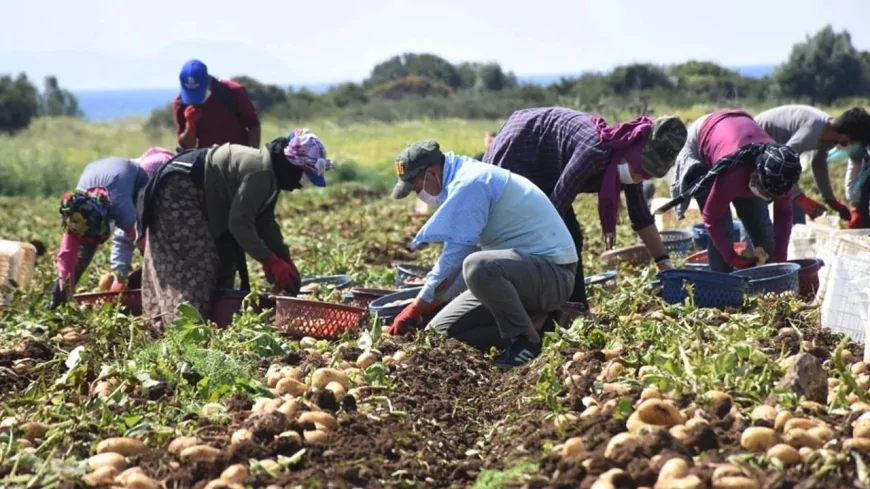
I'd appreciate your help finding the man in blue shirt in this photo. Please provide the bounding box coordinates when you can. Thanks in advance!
[388,140,578,367]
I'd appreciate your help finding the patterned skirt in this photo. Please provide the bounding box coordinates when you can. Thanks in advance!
[141,173,221,327]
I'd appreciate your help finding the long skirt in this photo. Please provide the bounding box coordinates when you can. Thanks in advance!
[141,174,221,327]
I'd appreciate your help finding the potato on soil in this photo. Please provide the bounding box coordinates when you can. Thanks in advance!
[590,480,615,489]
[310,368,350,390]
[221,464,250,484]
[774,411,792,431]
[657,458,689,481]
[750,405,776,422]
[636,399,685,426]
[125,473,157,489]
[784,428,823,449]
[95,437,147,456]
[641,387,662,400]
[740,427,778,451]
[82,465,118,486]
[325,381,347,398]
[853,418,870,438]
[304,429,328,443]
[356,351,378,369]
[783,417,819,433]
[88,452,127,471]
[276,377,307,396]
[21,421,49,440]
[654,474,702,489]
[712,476,758,489]
[168,436,200,454]
[180,445,221,463]
[116,467,145,485]
[767,444,801,466]
[392,350,409,364]
[605,432,638,458]
[298,411,338,431]
[843,437,870,452]
[669,425,691,444]
[561,437,584,457]
[231,429,253,445]
[712,465,744,481]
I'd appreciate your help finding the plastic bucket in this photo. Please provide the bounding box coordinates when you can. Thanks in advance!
[789,258,825,299]
[729,263,801,296]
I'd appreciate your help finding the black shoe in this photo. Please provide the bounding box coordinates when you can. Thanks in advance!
[494,337,542,368]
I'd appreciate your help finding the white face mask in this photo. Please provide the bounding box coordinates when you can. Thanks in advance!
[417,172,442,206]
[748,181,769,201]
[617,163,639,185]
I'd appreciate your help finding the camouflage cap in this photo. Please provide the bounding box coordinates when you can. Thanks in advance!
[391,139,444,199]
[640,116,688,178]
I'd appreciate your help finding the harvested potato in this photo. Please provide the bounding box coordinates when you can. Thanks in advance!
[741,427,778,451]
[300,282,322,293]
[658,458,689,481]
[604,432,638,459]
[636,399,685,427]
[783,418,819,433]
[601,383,631,395]
[590,480,615,489]
[854,418,870,438]
[712,465,744,481]
[276,378,308,396]
[562,437,584,457]
[808,425,834,442]
[21,421,49,440]
[384,298,414,307]
[168,436,200,454]
[774,411,793,432]
[669,425,691,444]
[88,452,127,471]
[641,387,662,401]
[125,473,157,489]
[325,381,347,398]
[712,476,758,489]
[844,437,870,452]
[311,368,350,390]
[599,362,624,381]
[654,475,702,489]
[356,351,378,369]
[95,437,147,456]
[278,431,303,444]
[393,350,409,364]
[221,464,250,484]
[581,406,600,418]
[278,399,298,418]
[231,429,253,445]
[304,430,329,443]
[298,411,338,431]
[82,465,118,486]
[750,405,777,422]
[767,444,801,466]
[116,467,145,485]
[180,445,221,463]
[784,428,823,449]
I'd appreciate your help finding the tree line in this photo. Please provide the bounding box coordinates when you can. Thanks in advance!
[0,25,868,136]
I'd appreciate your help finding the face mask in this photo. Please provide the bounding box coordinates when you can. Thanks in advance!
[417,172,442,206]
[617,163,639,185]
[299,174,311,187]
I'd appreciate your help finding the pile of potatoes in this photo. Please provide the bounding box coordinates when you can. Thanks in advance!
[83,438,156,488]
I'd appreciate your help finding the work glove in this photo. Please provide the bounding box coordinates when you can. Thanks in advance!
[794,194,825,219]
[848,208,864,229]
[183,106,202,131]
[729,256,757,270]
[825,198,851,221]
[387,300,435,336]
[47,280,69,310]
[263,252,301,296]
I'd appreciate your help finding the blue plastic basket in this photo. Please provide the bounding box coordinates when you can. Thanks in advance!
[657,269,747,308]
[691,223,743,250]
[586,270,618,287]
[392,263,431,288]
[660,230,694,258]
[729,263,801,296]
[299,275,353,295]
[369,287,422,323]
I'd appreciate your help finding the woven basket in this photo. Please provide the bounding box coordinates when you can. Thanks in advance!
[274,297,367,340]
[600,244,651,267]
[74,289,142,316]
[659,230,694,257]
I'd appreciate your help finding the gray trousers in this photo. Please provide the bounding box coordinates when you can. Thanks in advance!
[427,249,576,351]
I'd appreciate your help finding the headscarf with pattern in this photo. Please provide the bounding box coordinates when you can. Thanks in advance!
[59,187,112,242]
[284,128,336,186]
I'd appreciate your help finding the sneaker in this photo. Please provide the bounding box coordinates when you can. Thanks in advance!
[494,337,542,368]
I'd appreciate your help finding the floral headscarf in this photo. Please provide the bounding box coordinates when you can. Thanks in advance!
[59,187,112,242]
[133,147,176,177]
[284,128,336,187]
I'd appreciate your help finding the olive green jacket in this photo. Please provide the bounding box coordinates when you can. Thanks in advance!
[203,143,288,262]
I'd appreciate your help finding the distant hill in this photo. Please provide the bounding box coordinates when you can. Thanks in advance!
[71,65,776,122]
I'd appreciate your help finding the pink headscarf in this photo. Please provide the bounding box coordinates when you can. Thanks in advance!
[590,115,654,249]
[134,147,176,177]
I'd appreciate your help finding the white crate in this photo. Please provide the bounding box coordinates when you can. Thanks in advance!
[820,255,870,346]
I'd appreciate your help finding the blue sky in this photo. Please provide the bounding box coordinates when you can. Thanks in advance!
[1,0,868,91]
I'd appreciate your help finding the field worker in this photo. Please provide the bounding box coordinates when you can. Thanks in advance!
[482,107,687,316]
[101,147,177,291]
[136,129,335,327]
[388,139,578,368]
[841,145,870,228]
[174,59,261,150]
[48,156,154,308]
[659,110,802,272]
[755,105,870,224]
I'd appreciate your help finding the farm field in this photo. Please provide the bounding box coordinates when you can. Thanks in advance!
[0,115,867,489]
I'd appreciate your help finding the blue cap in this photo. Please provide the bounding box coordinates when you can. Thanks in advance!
[179,59,209,105]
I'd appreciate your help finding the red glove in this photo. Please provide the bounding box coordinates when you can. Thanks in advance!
[276,253,302,296]
[110,281,127,292]
[848,208,864,229]
[730,256,757,269]
[389,302,424,335]
[825,198,851,221]
[262,253,299,293]
[183,106,201,131]
[794,194,825,219]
